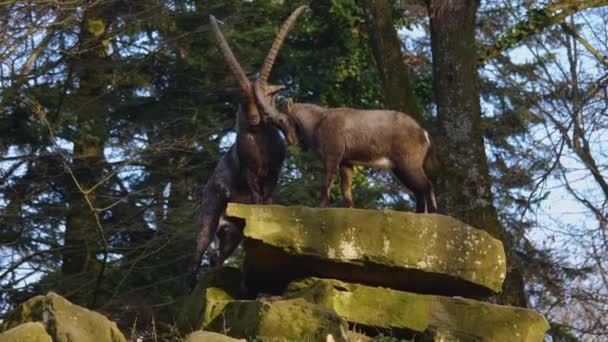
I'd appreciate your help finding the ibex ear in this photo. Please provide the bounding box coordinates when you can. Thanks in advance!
[287,98,294,113]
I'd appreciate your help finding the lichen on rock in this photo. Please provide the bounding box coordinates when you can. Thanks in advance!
[0,322,52,342]
[227,204,506,297]
[176,267,243,333]
[285,278,550,341]
[183,330,246,342]
[205,297,349,341]
[0,292,126,342]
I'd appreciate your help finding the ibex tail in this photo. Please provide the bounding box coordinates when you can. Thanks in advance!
[423,130,439,176]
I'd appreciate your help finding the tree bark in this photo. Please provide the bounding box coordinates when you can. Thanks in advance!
[362,0,422,120]
[428,0,527,307]
[62,6,109,275]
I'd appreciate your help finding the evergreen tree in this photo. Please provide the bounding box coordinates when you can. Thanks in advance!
[1,0,607,339]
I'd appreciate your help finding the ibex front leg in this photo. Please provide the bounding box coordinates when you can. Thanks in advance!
[339,164,354,208]
[245,169,264,204]
[238,134,266,204]
[260,167,281,204]
[320,157,340,207]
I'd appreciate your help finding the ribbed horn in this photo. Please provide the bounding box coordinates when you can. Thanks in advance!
[209,15,251,94]
[258,5,308,85]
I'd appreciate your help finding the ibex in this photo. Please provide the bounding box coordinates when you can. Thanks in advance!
[256,97,438,213]
[189,7,305,290]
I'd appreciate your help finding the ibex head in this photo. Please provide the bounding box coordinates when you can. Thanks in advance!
[209,6,306,145]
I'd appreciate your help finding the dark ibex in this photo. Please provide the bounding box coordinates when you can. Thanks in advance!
[256,97,438,213]
[188,7,305,290]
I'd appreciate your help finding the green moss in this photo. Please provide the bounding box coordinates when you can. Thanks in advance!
[184,331,245,342]
[85,18,105,37]
[227,204,506,295]
[0,322,52,342]
[286,278,550,341]
[206,298,348,341]
[0,292,126,342]
[176,267,243,333]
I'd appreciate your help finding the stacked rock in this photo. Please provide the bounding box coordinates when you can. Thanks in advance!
[178,204,550,341]
[0,292,127,342]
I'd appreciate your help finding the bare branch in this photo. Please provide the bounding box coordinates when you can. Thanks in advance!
[479,0,608,65]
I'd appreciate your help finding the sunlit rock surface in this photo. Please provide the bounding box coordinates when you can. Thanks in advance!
[0,322,52,342]
[286,277,550,341]
[227,204,506,297]
[205,297,348,341]
[177,267,243,333]
[183,330,245,342]
[0,292,126,342]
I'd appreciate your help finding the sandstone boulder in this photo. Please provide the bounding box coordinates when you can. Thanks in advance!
[183,331,245,342]
[205,297,348,341]
[227,204,506,297]
[177,267,243,333]
[0,322,52,342]
[286,278,550,341]
[0,292,126,342]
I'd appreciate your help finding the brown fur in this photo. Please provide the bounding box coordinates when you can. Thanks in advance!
[286,102,437,213]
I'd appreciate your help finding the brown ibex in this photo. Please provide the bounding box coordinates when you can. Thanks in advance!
[189,7,305,290]
[256,97,438,213]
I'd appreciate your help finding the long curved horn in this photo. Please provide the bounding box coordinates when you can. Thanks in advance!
[258,5,308,85]
[209,15,251,94]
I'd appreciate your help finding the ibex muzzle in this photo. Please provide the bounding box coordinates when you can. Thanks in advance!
[188,6,306,291]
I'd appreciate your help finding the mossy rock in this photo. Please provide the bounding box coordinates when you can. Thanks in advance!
[206,297,348,341]
[0,322,52,342]
[227,204,506,297]
[183,331,245,342]
[177,267,243,333]
[0,292,126,342]
[286,278,550,341]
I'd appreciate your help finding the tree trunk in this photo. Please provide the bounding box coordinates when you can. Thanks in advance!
[362,0,422,120]
[428,0,527,307]
[62,6,109,275]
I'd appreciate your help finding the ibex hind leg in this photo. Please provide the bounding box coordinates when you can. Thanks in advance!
[189,193,227,291]
[189,214,220,291]
[392,165,435,213]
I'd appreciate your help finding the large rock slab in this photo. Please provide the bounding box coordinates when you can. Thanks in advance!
[177,267,243,333]
[287,278,550,341]
[227,204,506,297]
[205,297,348,341]
[0,322,52,342]
[0,292,126,342]
[184,331,245,342]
